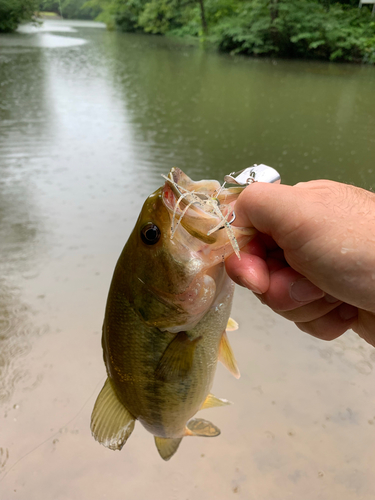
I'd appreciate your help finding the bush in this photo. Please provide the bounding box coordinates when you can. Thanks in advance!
[211,0,375,63]
[39,0,101,20]
[91,0,375,63]
[112,0,147,31]
[138,0,177,33]
[0,0,39,32]
[211,0,277,55]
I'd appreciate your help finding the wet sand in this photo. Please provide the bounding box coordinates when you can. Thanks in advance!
[2,284,375,499]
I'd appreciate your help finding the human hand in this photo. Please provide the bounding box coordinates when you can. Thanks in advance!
[225,180,375,347]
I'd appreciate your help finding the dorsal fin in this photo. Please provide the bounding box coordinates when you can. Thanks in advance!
[218,331,240,379]
[154,436,183,461]
[185,418,220,437]
[201,393,232,409]
[91,378,135,451]
[226,317,239,331]
[155,332,201,382]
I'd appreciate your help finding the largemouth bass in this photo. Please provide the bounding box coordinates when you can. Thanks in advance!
[91,168,256,460]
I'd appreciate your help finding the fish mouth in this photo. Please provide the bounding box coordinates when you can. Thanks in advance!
[162,168,235,241]
[162,167,256,258]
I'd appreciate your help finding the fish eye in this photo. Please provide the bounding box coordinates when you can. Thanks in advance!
[140,223,161,245]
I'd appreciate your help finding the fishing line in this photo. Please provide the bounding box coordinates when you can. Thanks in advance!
[0,376,105,483]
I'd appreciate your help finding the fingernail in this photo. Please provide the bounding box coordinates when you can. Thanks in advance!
[237,276,263,295]
[339,303,357,321]
[325,294,340,304]
[290,279,325,303]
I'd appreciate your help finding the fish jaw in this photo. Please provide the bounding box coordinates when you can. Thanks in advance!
[162,169,256,265]
[114,188,218,332]
[115,169,255,332]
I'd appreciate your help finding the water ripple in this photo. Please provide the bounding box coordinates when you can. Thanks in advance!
[0,283,48,403]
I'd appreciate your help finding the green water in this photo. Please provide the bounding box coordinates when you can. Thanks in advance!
[1,20,375,500]
[2,22,375,191]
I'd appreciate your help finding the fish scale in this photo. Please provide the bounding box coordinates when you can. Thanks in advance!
[91,168,256,460]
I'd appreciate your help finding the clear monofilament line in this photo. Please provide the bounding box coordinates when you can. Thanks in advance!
[162,174,240,257]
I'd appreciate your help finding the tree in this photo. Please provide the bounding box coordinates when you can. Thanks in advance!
[197,0,207,34]
[82,0,375,64]
[39,0,102,19]
[0,0,39,32]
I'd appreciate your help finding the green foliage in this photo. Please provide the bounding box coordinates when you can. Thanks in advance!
[210,0,276,54]
[204,0,240,25]
[211,0,375,63]
[39,0,101,19]
[89,0,375,64]
[317,0,361,7]
[138,0,175,33]
[138,0,200,34]
[86,0,148,31]
[113,0,148,31]
[82,0,115,27]
[167,2,208,37]
[274,0,375,61]
[0,0,39,32]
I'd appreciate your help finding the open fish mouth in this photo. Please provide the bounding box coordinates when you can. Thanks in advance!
[161,167,255,259]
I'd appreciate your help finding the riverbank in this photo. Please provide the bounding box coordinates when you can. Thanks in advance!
[37,12,62,20]
[95,0,375,64]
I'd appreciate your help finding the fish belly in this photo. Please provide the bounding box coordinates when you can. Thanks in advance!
[102,281,234,439]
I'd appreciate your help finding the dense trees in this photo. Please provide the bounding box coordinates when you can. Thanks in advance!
[0,0,100,32]
[0,0,39,32]
[94,0,375,62]
[39,0,102,19]
[212,0,375,62]
[1,0,375,63]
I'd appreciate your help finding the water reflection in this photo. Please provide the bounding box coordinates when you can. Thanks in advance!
[0,190,45,406]
[0,43,49,406]
[0,21,89,48]
[0,21,375,499]
[0,283,45,403]
[102,34,375,188]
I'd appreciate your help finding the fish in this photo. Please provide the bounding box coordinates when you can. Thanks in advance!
[90,168,256,460]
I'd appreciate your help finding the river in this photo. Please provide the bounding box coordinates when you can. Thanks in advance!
[1,19,375,500]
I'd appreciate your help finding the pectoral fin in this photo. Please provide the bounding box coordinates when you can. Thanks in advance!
[201,393,232,409]
[155,332,201,382]
[91,378,135,451]
[154,436,183,461]
[219,331,240,379]
[226,317,239,331]
[185,418,221,437]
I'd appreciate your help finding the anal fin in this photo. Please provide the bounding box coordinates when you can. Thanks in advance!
[201,393,232,410]
[154,436,183,461]
[185,418,220,437]
[155,332,201,382]
[91,378,135,451]
[226,317,239,331]
[219,331,240,379]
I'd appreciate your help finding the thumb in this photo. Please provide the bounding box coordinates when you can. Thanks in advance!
[233,182,310,249]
